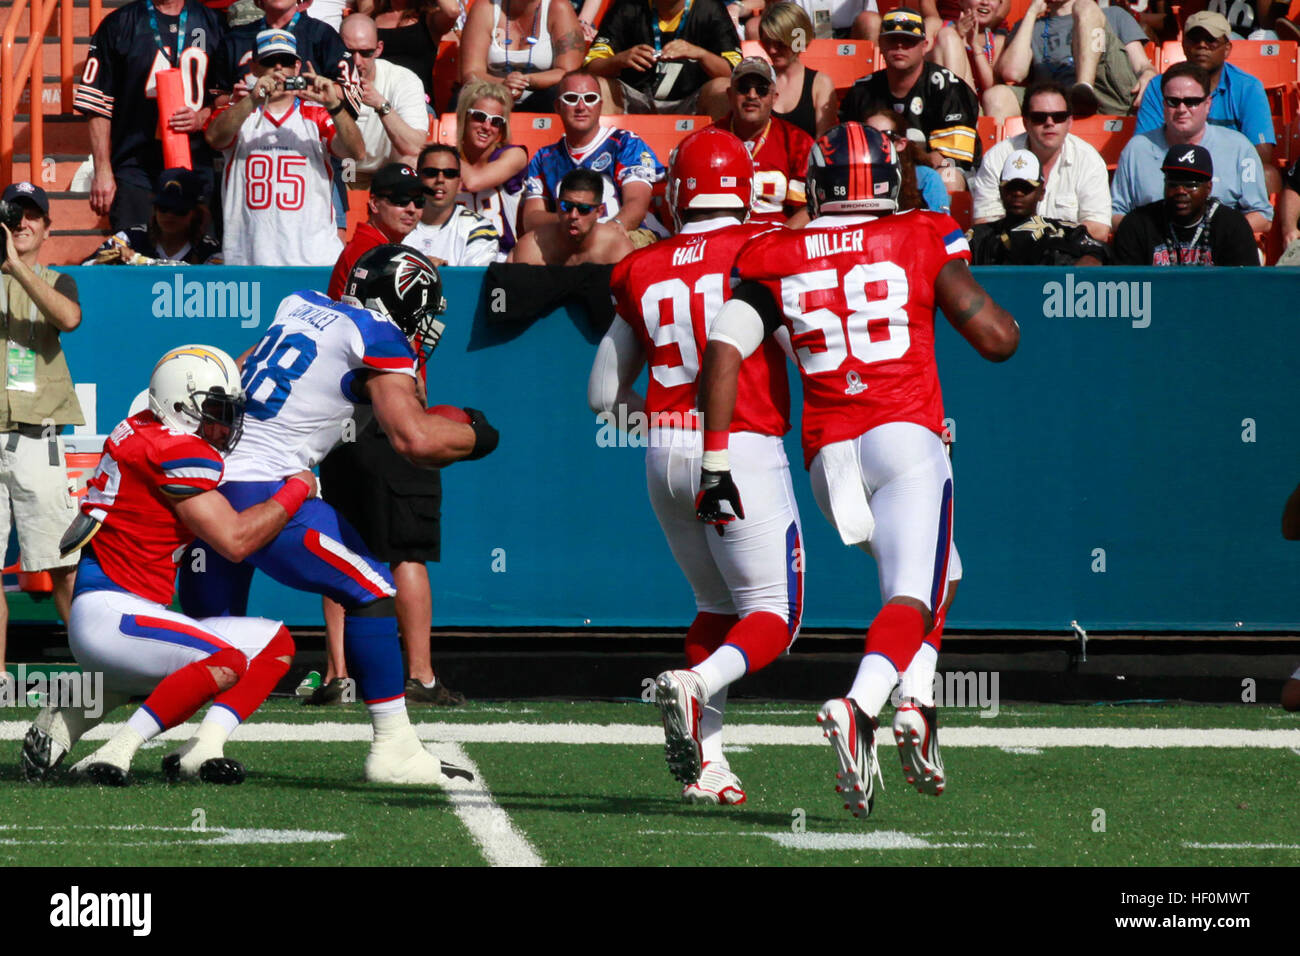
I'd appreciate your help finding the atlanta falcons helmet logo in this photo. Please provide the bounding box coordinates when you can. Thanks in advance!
[343,244,447,342]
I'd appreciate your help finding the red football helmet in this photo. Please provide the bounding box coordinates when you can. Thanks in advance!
[666,127,755,231]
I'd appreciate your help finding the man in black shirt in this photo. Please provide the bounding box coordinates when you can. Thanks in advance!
[968,149,1109,265]
[585,0,741,114]
[209,0,358,103]
[1112,144,1259,266]
[838,8,980,174]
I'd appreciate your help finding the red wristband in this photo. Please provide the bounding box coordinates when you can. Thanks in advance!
[703,429,730,452]
[271,477,311,517]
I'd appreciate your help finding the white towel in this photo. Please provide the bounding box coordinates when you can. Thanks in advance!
[817,439,874,546]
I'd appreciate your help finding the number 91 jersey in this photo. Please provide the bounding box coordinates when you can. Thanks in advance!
[735,210,969,466]
[222,290,418,483]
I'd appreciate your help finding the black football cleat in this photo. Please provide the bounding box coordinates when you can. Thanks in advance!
[198,758,246,785]
[82,762,131,787]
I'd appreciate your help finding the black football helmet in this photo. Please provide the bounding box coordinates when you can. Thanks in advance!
[342,244,448,352]
[806,122,902,218]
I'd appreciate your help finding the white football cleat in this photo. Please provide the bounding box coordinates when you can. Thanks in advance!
[653,669,707,785]
[20,708,72,782]
[682,761,747,805]
[365,715,472,785]
[816,697,882,819]
[893,697,946,795]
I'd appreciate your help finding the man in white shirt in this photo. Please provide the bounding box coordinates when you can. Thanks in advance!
[406,144,501,266]
[969,81,1111,241]
[341,14,430,181]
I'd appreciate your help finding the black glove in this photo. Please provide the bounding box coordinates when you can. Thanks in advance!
[463,407,499,461]
[695,469,744,537]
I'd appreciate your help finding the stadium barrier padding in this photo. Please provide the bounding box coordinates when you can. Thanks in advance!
[53,265,1300,632]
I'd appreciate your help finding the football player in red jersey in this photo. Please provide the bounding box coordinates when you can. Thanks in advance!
[697,123,1019,818]
[21,346,317,786]
[589,127,803,805]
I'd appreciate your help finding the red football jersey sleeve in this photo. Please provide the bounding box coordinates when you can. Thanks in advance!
[735,210,970,466]
[749,118,813,224]
[82,412,225,605]
[609,220,791,437]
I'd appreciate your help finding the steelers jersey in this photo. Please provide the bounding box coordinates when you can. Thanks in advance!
[223,291,417,483]
[79,411,224,606]
[610,218,790,437]
[733,210,969,466]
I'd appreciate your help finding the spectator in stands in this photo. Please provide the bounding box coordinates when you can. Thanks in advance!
[863,107,950,213]
[342,15,430,184]
[361,0,460,108]
[206,29,365,266]
[1178,0,1296,42]
[0,183,85,690]
[967,150,1110,263]
[407,144,502,265]
[1135,11,1280,197]
[303,0,358,32]
[75,0,226,233]
[1112,144,1259,264]
[327,163,427,290]
[969,80,1111,240]
[932,0,1010,100]
[81,168,222,265]
[212,0,356,103]
[989,0,1157,120]
[520,71,665,242]
[459,0,588,112]
[839,8,980,180]
[759,3,838,138]
[455,80,530,254]
[710,58,814,223]
[1111,62,1272,234]
[583,0,741,115]
[1279,158,1300,260]
[509,168,635,263]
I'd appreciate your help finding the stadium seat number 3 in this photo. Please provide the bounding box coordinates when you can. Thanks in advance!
[781,263,910,374]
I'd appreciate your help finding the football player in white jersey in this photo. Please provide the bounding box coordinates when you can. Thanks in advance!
[177,246,500,786]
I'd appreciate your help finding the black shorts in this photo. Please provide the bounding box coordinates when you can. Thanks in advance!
[319,421,442,564]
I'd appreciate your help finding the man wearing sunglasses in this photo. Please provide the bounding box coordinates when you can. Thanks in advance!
[407,144,502,267]
[1112,61,1272,235]
[509,168,634,264]
[710,58,813,225]
[327,164,427,297]
[521,71,666,241]
[1133,11,1279,198]
[969,81,1111,241]
[207,29,365,266]
[340,14,428,183]
[1112,144,1259,265]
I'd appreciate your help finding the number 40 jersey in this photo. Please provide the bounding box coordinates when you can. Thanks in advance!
[733,210,970,467]
[224,290,418,483]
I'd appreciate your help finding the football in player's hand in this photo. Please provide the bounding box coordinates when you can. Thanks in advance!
[427,404,471,424]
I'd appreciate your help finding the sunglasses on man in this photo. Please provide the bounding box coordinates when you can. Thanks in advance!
[468,108,506,128]
[381,194,427,208]
[558,91,602,106]
[420,165,461,179]
[1026,110,1070,125]
[736,78,772,96]
[559,198,599,215]
[1164,94,1209,109]
[259,54,299,69]
[347,47,378,57]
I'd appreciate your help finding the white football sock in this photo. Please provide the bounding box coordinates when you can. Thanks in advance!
[83,726,146,772]
[691,644,747,699]
[847,654,900,720]
[368,697,406,720]
[897,642,939,707]
[699,686,729,765]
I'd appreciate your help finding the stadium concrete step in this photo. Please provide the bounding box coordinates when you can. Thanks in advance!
[5,0,128,38]
[42,232,103,266]
[13,155,90,192]
[12,115,91,157]
[46,192,108,232]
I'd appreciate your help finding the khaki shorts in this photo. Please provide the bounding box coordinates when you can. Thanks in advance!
[1011,25,1142,115]
[0,429,79,571]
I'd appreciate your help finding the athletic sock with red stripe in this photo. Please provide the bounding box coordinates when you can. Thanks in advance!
[343,613,405,706]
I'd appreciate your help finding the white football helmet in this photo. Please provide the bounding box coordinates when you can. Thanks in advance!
[148,344,246,452]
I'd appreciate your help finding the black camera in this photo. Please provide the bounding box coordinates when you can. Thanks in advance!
[0,198,22,232]
[282,75,309,92]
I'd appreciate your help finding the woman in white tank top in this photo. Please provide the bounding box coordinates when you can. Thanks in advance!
[459,0,586,111]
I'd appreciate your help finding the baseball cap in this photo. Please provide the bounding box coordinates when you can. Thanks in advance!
[256,28,298,62]
[732,57,777,85]
[371,163,424,201]
[999,149,1042,186]
[2,182,50,216]
[1183,11,1231,39]
[154,167,204,213]
[1162,143,1213,181]
[880,8,926,39]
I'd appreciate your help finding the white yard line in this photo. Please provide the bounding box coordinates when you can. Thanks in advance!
[439,743,544,868]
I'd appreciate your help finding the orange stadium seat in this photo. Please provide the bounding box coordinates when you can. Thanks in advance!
[1003,113,1135,168]
[1159,38,1299,88]
[740,39,875,91]
[599,114,711,165]
[977,114,1001,154]
[948,191,973,231]
[432,41,459,115]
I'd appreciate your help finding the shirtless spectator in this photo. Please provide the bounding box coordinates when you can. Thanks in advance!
[508,169,635,264]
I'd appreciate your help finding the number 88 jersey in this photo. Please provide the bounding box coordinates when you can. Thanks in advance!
[223,290,418,482]
[734,210,970,467]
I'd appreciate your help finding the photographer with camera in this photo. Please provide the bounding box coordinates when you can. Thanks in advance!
[206,29,364,267]
[0,183,85,691]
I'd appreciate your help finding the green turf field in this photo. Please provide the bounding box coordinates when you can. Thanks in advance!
[1,698,1297,867]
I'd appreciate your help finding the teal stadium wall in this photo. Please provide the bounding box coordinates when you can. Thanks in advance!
[53,266,1300,632]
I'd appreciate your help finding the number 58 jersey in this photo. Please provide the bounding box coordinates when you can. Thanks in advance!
[734,210,969,466]
[223,290,418,483]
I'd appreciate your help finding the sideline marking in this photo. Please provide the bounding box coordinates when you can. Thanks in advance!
[0,824,344,846]
[999,746,1043,755]
[635,829,1035,850]
[1184,842,1300,850]
[440,743,544,868]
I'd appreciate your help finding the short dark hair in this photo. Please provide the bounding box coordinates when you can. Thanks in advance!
[559,168,604,199]
[417,143,459,168]
[1024,80,1070,112]
[1162,61,1211,96]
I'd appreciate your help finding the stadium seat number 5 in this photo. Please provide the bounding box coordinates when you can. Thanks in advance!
[781,262,910,374]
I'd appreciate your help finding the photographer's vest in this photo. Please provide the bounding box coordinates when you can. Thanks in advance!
[0,266,84,429]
